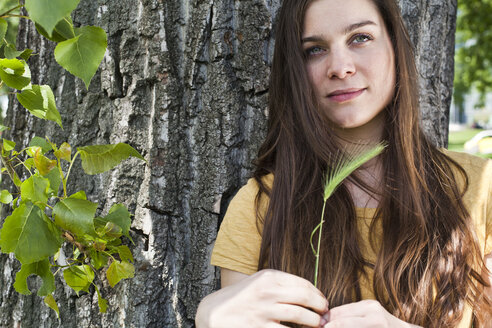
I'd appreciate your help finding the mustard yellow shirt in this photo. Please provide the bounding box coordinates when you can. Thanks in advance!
[211,150,492,327]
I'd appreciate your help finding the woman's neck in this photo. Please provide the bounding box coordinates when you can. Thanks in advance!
[332,111,385,145]
[344,158,383,208]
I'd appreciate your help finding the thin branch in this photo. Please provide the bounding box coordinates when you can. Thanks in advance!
[1,14,29,19]
[64,151,80,186]
[0,4,23,18]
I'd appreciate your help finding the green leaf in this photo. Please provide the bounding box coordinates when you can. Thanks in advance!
[3,139,15,151]
[0,58,23,70]
[25,0,80,37]
[12,197,19,210]
[34,148,57,176]
[44,165,61,196]
[36,17,75,42]
[78,143,144,175]
[20,49,34,61]
[97,204,131,238]
[0,124,9,132]
[106,260,134,287]
[24,158,34,170]
[17,85,63,128]
[95,221,121,240]
[13,175,22,188]
[89,249,108,270]
[94,240,107,252]
[69,190,87,200]
[44,294,60,318]
[54,26,107,89]
[0,58,31,90]
[63,264,94,295]
[20,176,50,204]
[116,245,133,263]
[53,198,97,236]
[54,142,71,162]
[97,294,108,313]
[29,137,53,154]
[13,259,55,296]
[0,202,62,264]
[94,285,107,313]
[107,238,122,247]
[26,146,41,158]
[0,19,7,43]
[0,190,13,204]
[4,44,23,59]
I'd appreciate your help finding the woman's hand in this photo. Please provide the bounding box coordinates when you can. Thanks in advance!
[322,300,422,328]
[195,269,329,328]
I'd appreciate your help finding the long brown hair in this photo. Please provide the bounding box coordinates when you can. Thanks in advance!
[253,0,491,326]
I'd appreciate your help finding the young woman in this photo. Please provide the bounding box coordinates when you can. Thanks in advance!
[196,0,492,327]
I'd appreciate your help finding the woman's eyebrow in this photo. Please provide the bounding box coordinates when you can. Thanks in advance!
[343,20,377,35]
[301,20,377,43]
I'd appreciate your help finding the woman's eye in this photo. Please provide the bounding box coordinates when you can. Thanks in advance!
[305,46,325,56]
[351,34,372,44]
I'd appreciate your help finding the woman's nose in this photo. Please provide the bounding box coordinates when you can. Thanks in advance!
[325,49,356,79]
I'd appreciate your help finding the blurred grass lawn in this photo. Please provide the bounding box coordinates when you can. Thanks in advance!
[448,128,492,159]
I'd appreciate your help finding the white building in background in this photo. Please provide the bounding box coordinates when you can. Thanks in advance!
[450,90,492,129]
[0,95,7,118]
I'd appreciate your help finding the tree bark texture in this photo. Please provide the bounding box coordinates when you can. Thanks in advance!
[0,0,456,327]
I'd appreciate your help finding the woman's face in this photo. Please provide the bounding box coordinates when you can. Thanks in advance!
[302,0,395,141]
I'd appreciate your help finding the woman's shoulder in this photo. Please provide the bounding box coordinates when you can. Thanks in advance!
[210,174,273,274]
[440,148,492,180]
[222,174,270,206]
[222,173,274,219]
[239,173,274,195]
[440,150,492,254]
[229,174,273,214]
[441,148,492,216]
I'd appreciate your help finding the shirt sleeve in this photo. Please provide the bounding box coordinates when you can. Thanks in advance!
[446,151,492,256]
[211,178,265,275]
[483,159,492,255]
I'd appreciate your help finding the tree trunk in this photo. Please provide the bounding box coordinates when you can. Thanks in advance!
[0,0,456,327]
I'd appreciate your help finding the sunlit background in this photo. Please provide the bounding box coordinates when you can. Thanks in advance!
[449,0,492,158]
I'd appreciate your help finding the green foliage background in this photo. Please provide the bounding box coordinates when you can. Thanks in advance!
[454,0,492,108]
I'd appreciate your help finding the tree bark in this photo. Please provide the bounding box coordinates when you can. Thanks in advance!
[0,0,456,327]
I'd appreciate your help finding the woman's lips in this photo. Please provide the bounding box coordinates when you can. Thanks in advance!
[327,88,365,103]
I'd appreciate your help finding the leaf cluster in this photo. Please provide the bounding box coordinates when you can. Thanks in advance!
[454,0,492,107]
[0,0,145,317]
[0,138,144,315]
[0,0,107,104]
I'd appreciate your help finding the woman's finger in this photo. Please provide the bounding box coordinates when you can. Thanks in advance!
[271,303,325,327]
[256,269,324,296]
[328,300,385,320]
[250,270,328,313]
[267,286,328,314]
